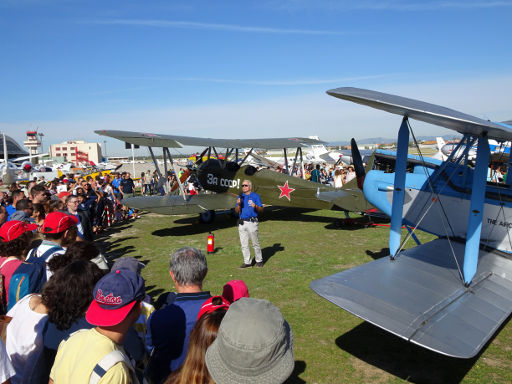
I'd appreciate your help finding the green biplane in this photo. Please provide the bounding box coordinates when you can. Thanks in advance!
[95,130,372,222]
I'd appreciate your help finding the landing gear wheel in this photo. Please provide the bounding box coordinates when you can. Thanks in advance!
[199,210,216,223]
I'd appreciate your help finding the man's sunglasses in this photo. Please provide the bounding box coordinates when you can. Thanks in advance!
[242,184,249,187]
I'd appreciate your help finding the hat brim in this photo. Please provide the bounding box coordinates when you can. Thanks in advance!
[86,299,137,327]
[205,323,295,384]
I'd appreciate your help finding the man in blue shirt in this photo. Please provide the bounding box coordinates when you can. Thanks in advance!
[145,247,211,384]
[119,172,135,198]
[235,179,264,268]
[6,190,25,221]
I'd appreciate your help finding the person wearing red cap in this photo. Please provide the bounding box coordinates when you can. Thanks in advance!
[222,280,250,304]
[26,212,78,279]
[0,220,37,310]
[50,269,145,384]
[57,191,70,202]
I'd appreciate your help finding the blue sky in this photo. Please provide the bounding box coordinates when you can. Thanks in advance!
[1,0,511,156]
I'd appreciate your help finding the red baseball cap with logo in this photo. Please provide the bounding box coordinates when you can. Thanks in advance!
[86,269,146,326]
[0,220,37,242]
[42,212,78,234]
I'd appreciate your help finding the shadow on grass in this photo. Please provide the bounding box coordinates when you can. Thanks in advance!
[366,248,390,259]
[335,322,477,384]
[267,208,387,232]
[95,223,134,240]
[146,284,165,301]
[262,243,285,264]
[104,245,137,262]
[152,217,235,237]
[152,207,384,236]
[284,360,306,384]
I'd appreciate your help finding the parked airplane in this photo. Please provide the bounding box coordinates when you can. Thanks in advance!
[311,87,512,359]
[1,133,34,184]
[304,136,346,164]
[95,130,373,222]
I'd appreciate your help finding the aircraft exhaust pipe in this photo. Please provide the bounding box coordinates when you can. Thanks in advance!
[351,138,366,189]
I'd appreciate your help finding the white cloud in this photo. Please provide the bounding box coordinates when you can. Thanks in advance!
[87,18,351,35]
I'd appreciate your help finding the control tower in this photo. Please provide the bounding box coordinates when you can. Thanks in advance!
[23,130,42,163]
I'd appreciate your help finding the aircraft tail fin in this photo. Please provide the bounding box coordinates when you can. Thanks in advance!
[350,138,365,189]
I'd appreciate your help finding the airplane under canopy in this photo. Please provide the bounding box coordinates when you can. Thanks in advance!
[311,87,512,359]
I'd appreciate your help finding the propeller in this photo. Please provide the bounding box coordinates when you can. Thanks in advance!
[350,138,366,190]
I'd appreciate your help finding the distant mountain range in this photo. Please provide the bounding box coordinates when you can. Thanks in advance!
[328,134,461,146]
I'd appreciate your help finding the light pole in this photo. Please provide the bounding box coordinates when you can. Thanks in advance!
[103,140,107,158]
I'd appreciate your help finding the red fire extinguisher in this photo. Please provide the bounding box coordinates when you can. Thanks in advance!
[207,232,214,254]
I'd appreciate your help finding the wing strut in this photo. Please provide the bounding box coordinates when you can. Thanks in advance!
[463,135,490,285]
[148,147,162,179]
[162,148,168,176]
[389,117,410,258]
[240,148,253,166]
[164,147,187,200]
[283,148,289,174]
[291,147,301,176]
[300,147,305,179]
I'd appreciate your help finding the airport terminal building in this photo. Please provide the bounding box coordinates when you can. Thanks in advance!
[49,140,103,164]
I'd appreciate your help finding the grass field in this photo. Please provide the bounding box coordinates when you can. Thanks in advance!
[97,207,512,384]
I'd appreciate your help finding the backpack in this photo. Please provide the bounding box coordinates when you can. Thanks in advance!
[89,349,141,384]
[26,245,64,262]
[0,258,19,315]
[7,257,47,312]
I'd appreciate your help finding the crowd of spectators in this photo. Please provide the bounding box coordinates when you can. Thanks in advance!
[0,171,140,237]
[287,162,357,187]
[0,173,295,383]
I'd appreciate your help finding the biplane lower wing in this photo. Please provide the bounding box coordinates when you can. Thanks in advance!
[122,193,237,215]
[310,238,512,358]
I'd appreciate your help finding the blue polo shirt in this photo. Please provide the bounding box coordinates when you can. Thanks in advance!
[145,291,211,383]
[112,177,121,191]
[6,205,15,221]
[238,192,262,219]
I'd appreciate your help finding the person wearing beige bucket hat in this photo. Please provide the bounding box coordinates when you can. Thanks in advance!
[205,297,294,384]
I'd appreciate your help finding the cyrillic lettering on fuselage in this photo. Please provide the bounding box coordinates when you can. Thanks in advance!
[206,173,240,188]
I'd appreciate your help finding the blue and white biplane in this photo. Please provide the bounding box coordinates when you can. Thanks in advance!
[311,87,512,358]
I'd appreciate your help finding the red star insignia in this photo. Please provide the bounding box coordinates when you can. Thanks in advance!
[278,180,295,201]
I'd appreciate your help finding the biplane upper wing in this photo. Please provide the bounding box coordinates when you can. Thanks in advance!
[311,239,512,358]
[122,193,237,215]
[95,130,325,149]
[327,87,512,141]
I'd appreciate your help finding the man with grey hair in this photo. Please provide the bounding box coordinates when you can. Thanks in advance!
[145,247,211,383]
[235,179,264,268]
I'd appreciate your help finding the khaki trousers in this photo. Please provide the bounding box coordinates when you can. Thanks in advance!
[238,221,262,264]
